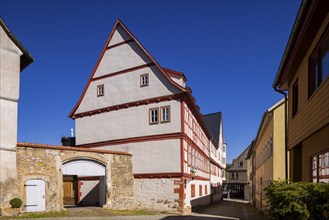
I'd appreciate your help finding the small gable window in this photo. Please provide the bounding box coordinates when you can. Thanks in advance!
[149,108,159,124]
[239,161,243,167]
[97,84,104,97]
[161,106,170,123]
[140,74,149,87]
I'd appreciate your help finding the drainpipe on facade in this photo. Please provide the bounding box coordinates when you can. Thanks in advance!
[274,88,288,180]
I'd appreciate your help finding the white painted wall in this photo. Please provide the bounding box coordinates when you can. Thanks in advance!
[77,66,179,114]
[100,139,181,173]
[76,100,181,145]
[63,160,105,176]
[0,24,24,208]
[108,25,132,47]
[0,99,18,151]
[0,25,21,151]
[134,178,179,211]
[94,41,152,78]
[185,180,211,208]
[79,180,100,206]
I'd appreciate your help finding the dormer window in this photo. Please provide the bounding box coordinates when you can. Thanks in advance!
[97,84,104,97]
[140,74,149,87]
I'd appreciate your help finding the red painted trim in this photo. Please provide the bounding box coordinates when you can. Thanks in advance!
[73,93,183,119]
[180,100,185,174]
[180,138,184,173]
[117,20,186,92]
[185,92,216,147]
[92,63,155,82]
[77,176,101,181]
[16,142,131,155]
[133,172,208,181]
[79,132,184,148]
[106,39,134,50]
[69,19,185,118]
[162,67,187,82]
[210,157,225,170]
[69,19,121,118]
[134,172,183,179]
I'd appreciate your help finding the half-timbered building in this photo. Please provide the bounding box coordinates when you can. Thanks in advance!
[69,19,226,212]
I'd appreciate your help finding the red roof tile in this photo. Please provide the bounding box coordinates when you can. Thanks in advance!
[17,142,131,156]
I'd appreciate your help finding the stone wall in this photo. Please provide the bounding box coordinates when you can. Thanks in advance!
[134,178,179,212]
[15,145,134,212]
[109,155,134,209]
[16,147,62,211]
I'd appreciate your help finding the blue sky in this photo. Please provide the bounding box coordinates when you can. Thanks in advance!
[1,0,300,163]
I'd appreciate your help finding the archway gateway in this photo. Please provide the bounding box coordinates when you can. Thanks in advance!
[62,159,106,207]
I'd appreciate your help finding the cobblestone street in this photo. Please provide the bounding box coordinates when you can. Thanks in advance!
[11,201,269,220]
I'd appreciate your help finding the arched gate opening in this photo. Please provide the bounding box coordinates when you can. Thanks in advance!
[62,159,106,207]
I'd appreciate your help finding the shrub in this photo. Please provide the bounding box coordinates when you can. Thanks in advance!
[9,198,22,208]
[265,181,329,220]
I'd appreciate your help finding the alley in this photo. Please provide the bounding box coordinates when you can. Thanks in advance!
[13,201,269,220]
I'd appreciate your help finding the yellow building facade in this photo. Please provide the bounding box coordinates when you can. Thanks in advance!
[252,99,286,211]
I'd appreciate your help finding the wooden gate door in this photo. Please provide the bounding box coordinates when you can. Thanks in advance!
[63,175,78,206]
[25,179,46,212]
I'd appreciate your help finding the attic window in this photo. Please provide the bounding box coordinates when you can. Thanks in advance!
[239,161,243,167]
[140,74,149,87]
[97,84,104,97]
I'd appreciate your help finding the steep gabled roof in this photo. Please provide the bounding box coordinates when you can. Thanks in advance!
[227,145,250,171]
[0,17,34,71]
[203,112,222,146]
[69,19,186,118]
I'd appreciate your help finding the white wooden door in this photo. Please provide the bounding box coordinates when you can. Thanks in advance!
[25,179,46,212]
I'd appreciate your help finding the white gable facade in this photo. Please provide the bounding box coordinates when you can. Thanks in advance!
[71,19,225,213]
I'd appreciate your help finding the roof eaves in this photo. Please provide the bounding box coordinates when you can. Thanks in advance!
[0,17,34,71]
[272,0,310,89]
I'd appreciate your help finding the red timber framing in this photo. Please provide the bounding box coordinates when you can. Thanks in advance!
[69,19,186,119]
[179,100,185,211]
[72,93,184,119]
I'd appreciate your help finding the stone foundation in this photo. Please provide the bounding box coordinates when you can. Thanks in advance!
[134,178,180,212]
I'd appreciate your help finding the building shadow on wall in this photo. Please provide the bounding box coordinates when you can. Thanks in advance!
[78,183,100,207]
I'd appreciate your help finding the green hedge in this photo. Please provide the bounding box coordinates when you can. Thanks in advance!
[264,181,329,220]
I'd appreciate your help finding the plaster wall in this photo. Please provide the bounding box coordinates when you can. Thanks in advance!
[76,100,181,145]
[79,180,99,206]
[100,139,181,174]
[134,178,179,211]
[0,25,23,210]
[185,180,211,208]
[107,26,132,47]
[0,99,18,150]
[77,66,179,114]
[94,41,152,78]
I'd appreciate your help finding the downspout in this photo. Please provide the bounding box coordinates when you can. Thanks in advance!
[274,87,288,180]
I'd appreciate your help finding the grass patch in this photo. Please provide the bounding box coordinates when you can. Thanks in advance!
[107,209,155,216]
[0,208,156,219]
